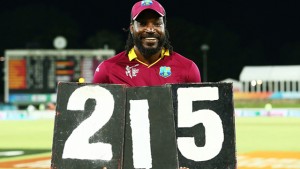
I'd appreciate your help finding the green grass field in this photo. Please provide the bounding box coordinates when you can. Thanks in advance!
[235,117,300,153]
[0,120,54,150]
[0,117,299,155]
[0,117,300,169]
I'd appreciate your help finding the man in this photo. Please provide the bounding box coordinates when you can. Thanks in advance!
[93,0,201,86]
[95,1,198,168]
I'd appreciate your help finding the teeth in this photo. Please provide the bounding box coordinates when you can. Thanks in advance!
[145,38,156,40]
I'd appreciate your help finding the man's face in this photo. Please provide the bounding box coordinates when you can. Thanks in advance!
[131,9,166,58]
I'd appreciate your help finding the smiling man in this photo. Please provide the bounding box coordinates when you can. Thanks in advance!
[93,1,200,168]
[93,0,201,86]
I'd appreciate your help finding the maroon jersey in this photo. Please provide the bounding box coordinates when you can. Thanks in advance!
[93,49,201,87]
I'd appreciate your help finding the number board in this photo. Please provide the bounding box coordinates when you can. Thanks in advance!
[51,83,127,169]
[51,82,236,169]
[123,86,179,169]
[170,83,236,169]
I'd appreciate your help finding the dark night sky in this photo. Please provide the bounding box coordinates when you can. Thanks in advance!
[1,0,299,48]
[0,0,300,82]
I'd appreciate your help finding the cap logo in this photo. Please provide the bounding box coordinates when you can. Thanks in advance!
[141,0,153,6]
[159,66,171,78]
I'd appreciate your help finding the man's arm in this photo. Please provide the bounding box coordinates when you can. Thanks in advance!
[93,61,109,83]
[187,61,201,83]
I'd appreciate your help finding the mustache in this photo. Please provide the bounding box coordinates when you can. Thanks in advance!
[138,33,160,39]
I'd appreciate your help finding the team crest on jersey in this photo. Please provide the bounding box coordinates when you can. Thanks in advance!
[159,66,171,78]
[126,64,139,78]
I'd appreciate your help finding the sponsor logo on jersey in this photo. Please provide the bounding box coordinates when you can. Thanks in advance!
[126,64,139,78]
[159,66,171,78]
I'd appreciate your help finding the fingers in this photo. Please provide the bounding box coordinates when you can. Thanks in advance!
[103,167,107,169]
[179,167,190,169]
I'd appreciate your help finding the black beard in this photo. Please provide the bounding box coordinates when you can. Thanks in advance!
[133,34,166,59]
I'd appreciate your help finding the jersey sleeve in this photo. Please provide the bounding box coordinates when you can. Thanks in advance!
[187,61,201,83]
[93,61,109,83]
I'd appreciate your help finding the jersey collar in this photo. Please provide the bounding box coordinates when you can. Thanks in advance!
[128,48,170,61]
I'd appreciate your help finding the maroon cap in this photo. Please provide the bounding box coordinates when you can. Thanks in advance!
[131,0,165,20]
